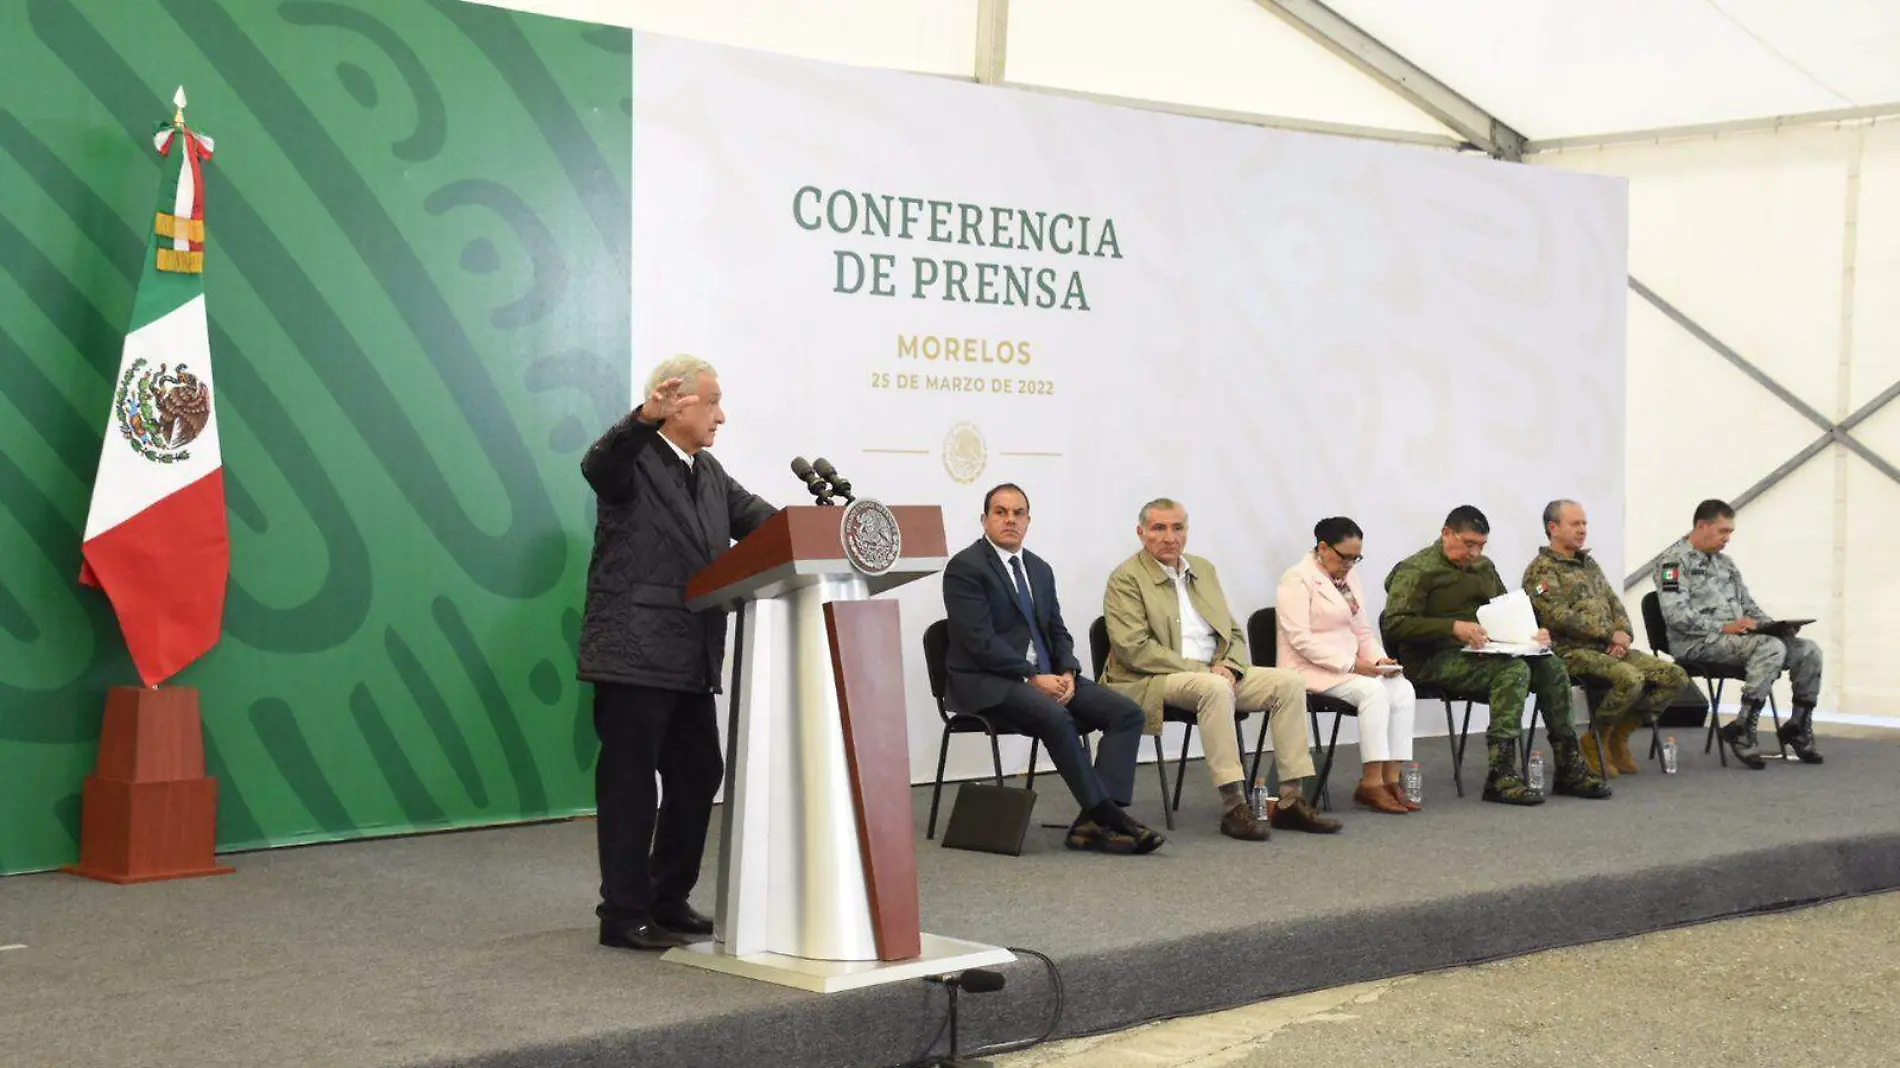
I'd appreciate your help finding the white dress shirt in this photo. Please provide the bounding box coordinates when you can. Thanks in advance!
[1160,559,1218,664]
[988,538,1040,665]
[658,430,695,469]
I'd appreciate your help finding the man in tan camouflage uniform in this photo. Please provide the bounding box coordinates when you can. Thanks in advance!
[1523,500,1688,778]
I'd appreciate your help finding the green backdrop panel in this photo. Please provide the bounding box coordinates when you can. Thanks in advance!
[0,0,631,874]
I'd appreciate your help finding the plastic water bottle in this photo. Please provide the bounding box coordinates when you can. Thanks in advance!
[1249,778,1272,820]
[1401,762,1423,805]
[1662,736,1680,775]
[1526,749,1546,795]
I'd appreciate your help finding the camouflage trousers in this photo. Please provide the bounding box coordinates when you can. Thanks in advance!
[1559,647,1690,725]
[1415,649,1578,745]
[1678,633,1823,705]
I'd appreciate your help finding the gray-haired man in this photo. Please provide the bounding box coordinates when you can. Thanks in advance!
[579,356,779,949]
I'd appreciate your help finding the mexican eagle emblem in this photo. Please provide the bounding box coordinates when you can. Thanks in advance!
[115,358,212,463]
[840,498,902,576]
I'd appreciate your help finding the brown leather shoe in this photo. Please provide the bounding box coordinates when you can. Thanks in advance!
[1269,796,1342,834]
[1353,783,1408,814]
[1384,782,1421,812]
[1220,802,1270,841]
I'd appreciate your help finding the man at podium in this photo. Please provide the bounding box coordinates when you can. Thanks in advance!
[942,484,1165,855]
[578,356,778,951]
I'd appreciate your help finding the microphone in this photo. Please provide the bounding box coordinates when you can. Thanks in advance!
[789,456,833,504]
[812,457,854,503]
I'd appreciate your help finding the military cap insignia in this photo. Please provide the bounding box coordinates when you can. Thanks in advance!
[1659,565,1680,591]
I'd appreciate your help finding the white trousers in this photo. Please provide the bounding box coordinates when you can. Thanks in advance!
[1319,675,1416,763]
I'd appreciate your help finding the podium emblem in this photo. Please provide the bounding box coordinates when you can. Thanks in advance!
[840,498,903,575]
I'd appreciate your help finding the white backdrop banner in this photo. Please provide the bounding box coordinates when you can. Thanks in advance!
[630,34,1628,782]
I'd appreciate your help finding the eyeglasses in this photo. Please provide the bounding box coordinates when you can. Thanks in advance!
[1322,545,1364,564]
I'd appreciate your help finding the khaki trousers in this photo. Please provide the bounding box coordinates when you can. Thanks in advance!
[1161,666,1315,792]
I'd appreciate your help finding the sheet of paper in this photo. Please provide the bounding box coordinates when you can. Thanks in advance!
[1476,589,1539,644]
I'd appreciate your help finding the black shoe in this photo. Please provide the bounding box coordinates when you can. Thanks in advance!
[651,901,715,936]
[1777,721,1825,765]
[1064,819,1140,855]
[1551,773,1613,799]
[1481,772,1545,806]
[600,918,691,951]
[1720,722,1767,770]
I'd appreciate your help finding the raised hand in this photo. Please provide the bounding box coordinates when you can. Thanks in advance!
[639,377,704,424]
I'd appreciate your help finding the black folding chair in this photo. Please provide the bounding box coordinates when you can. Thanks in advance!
[1522,677,1649,778]
[922,619,1048,840]
[1639,592,1786,766]
[1087,616,1252,831]
[1245,609,1355,811]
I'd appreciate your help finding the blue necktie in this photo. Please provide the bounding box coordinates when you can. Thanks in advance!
[1009,555,1054,674]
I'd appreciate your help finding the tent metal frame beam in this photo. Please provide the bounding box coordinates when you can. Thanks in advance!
[974,0,1007,86]
[1251,0,1527,160]
[990,83,1464,150]
[1528,103,1900,154]
[1622,279,1900,588]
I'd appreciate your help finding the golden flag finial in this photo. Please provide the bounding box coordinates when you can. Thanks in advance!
[172,85,187,127]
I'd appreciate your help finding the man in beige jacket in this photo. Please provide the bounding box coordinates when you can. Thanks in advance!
[1100,498,1339,840]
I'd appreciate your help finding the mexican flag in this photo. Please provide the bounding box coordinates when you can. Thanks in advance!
[79,89,228,688]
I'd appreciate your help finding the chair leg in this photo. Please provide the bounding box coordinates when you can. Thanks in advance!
[1247,712,1270,787]
[1703,677,1725,763]
[1523,701,1543,779]
[1445,699,1464,799]
[1768,692,1787,760]
[989,731,1006,786]
[1171,723,1193,813]
[1152,734,1174,830]
[1314,715,1343,811]
[1025,738,1042,790]
[927,726,953,841]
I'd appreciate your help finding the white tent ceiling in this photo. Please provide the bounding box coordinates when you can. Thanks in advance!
[1326,0,1900,141]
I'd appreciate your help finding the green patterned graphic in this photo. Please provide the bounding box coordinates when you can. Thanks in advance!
[0,0,632,873]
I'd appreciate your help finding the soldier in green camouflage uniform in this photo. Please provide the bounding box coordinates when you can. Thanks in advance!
[1522,500,1688,778]
[1380,505,1611,806]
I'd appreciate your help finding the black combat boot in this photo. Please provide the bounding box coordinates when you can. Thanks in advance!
[1481,736,1544,806]
[1777,704,1824,765]
[1719,699,1767,770]
[1549,735,1613,798]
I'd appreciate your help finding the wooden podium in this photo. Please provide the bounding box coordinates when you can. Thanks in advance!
[661,504,1012,992]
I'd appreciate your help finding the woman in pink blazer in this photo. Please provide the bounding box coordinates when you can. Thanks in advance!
[1276,517,1418,814]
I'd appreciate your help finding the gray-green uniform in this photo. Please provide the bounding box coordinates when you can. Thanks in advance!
[1653,536,1823,762]
[1381,542,1606,802]
[1522,546,1688,726]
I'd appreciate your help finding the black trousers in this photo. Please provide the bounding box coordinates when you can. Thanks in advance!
[592,682,722,922]
[975,678,1143,810]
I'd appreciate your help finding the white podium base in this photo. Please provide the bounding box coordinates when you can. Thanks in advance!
[662,933,1014,993]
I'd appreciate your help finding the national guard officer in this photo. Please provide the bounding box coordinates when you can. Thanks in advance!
[1523,500,1689,777]
[1381,505,1610,805]
[1654,499,1823,768]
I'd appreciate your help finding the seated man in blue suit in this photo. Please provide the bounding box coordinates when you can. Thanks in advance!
[942,483,1163,854]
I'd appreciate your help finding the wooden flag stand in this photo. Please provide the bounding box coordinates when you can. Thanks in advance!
[62,687,233,884]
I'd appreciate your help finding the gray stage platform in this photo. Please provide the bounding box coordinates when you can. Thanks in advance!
[1,731,1894,1068]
